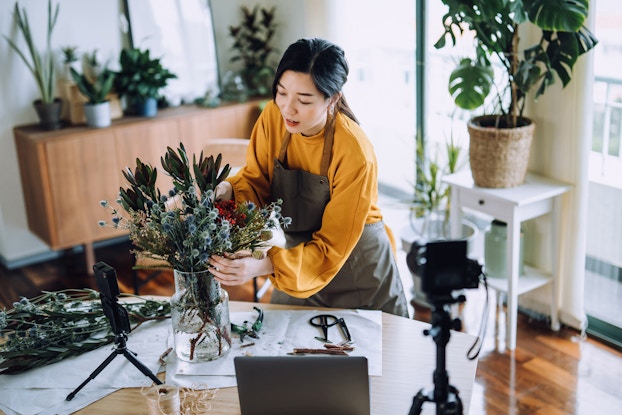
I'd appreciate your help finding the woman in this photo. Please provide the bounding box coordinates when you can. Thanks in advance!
[210,38,409,317]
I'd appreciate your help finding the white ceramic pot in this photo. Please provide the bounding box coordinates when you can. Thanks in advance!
[84,101,111,128]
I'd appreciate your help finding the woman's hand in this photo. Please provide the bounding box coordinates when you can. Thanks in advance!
[214,181,233,201]
[209,254,274,286]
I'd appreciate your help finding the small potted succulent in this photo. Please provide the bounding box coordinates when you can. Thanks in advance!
[60,45,80,80]
[70,67,115,128]
[113,47,177,117]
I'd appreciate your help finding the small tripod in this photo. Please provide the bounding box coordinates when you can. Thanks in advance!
[66,262,162,401]
[409,294,464,415]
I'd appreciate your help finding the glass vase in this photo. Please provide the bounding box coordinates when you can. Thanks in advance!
[409,208,451,241]
[170,269,231,362]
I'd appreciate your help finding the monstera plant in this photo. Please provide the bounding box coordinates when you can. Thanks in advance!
[436,0,598,127]
[434,0,598,187]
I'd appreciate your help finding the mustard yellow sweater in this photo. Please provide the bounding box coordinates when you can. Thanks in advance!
[228,100,391,298]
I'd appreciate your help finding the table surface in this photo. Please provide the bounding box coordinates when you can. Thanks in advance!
[66,301,479,415]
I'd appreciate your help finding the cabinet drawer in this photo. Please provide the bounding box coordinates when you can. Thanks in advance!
[457,190,511,217]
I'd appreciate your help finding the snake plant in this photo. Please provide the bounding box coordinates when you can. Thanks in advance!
[70,67,115,105]
[4,0,59,104]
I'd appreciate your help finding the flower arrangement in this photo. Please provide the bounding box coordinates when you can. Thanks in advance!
[99,143,289,272]
[99,143,289,362]
[0,289,170,375]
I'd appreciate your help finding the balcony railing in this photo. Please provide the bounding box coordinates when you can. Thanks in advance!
[591,75,622,188]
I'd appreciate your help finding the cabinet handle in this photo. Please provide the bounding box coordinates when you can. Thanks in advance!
[478,199,485,205]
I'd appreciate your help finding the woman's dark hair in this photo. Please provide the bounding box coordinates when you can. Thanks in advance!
[272,38,359,124]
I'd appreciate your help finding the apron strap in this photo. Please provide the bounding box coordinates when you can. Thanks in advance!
[277,114,336,176]
[320,115,336,176]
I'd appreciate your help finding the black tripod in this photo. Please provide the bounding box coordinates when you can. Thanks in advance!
[66,262,162,401]
[409,295,464,415]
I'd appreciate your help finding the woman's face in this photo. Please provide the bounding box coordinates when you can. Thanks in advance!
[275,70,335,136]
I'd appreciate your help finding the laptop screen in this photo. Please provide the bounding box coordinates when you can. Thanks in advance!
[234,355,370,415]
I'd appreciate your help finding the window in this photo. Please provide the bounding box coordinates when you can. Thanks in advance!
[585,0,622,348]
[328,0,416,196]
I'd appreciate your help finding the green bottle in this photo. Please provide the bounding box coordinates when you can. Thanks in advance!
[484,220,524,279]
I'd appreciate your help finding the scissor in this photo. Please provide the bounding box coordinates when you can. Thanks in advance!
[231,306,264,342]
[309,314,338,343]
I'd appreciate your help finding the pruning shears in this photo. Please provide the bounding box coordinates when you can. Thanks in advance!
[231,306,264,342]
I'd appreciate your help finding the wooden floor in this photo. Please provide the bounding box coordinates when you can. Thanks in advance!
[1,239,621,414]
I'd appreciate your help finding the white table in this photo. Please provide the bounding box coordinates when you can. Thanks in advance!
[64,302,478,415]
[444,171,571,350]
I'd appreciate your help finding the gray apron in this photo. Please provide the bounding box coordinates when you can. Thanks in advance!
[270,117,409,317]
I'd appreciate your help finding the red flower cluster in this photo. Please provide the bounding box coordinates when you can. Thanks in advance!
[215,200,247,227]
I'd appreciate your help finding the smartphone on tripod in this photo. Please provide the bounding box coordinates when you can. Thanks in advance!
[66,262,162,401]
[94,262,131,335]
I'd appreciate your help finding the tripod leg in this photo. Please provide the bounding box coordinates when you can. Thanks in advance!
[408,389,432,415]
[66,350,119,401]
[446,385,464,414]
[123,349,163,385]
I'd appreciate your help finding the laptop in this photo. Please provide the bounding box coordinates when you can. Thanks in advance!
[234,355,370,415]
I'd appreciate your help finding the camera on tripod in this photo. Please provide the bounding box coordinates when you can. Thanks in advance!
[406,239,482,300]
[406,239,484,415]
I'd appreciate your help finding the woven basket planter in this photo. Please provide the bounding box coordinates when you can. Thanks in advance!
[467,115,535,188]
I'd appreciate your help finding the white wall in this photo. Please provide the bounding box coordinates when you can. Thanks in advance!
[0,0,126,265]
[0,0,308,267]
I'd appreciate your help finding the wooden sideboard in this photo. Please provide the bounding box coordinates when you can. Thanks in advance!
[14,100,262,267]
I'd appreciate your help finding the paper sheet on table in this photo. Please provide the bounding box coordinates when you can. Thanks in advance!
[166,309,382,389]
[0,389,114,415]
[0,320,170,415]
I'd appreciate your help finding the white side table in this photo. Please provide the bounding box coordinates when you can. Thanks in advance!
[443,171,571,350]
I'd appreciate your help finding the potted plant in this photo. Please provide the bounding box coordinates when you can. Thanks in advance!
[60,45,79,80]
[83,49,105,80]
[4,0,62,130]
[409,137,462,225]
[435,0,598,188]
[113,47,177,117]
[228,5,278,97]
[401,136,478,306]
[70,67,115,128]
